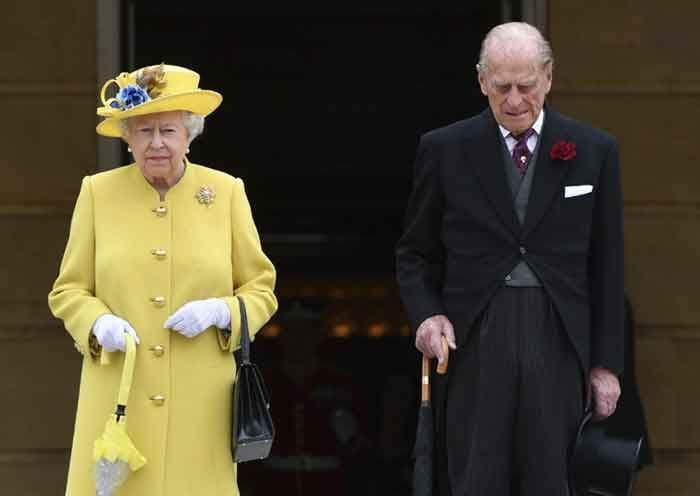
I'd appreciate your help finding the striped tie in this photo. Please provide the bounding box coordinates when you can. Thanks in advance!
[511,128,536,176]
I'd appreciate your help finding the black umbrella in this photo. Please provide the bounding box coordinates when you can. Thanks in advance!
[413,337,449,496]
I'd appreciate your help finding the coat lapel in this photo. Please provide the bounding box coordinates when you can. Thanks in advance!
[521,108,572,238]
[466,109,520,238]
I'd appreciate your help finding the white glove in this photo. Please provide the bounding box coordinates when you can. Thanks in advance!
[164,298,231,338]
[92,314,140,352]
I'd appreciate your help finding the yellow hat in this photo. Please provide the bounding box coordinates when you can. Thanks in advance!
[96,63,223,138]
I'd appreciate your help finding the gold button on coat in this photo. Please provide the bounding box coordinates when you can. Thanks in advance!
[150,394,166,406]
[149,345,165,357]
[151,249,167,259]
[152,206,167,217]
[150,296,166,307]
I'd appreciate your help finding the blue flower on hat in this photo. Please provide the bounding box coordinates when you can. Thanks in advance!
[113,84,150,110]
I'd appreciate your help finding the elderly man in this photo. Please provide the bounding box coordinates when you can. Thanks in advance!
[396,22,623,495]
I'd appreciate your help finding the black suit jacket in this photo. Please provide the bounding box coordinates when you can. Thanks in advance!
[396,106,624,374]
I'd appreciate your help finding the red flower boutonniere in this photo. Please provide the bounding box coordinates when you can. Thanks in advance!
[550,140,577,161]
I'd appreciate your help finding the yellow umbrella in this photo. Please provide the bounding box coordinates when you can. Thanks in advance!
[93,332,147,495]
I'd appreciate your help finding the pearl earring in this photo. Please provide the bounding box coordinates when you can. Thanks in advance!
[127,146,132,152]
[186,147,190,154]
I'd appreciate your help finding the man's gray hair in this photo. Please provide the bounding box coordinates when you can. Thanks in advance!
[120,111,205,144]
[476,22,553,74]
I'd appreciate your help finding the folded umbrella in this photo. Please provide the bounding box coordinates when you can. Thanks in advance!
[93,332,147,496]
[413,337,449,496]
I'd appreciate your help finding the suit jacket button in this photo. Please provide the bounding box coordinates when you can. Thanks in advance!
[519,246,527,255]
[150,394,166,406]
[505,274,512,281]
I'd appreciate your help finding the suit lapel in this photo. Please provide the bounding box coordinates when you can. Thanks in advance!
[522,108,571,238]
[465,110,520,238]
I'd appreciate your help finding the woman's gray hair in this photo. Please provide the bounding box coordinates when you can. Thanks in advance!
[182,112,205,143]
[120,111,205,144]
[476,22,553,74]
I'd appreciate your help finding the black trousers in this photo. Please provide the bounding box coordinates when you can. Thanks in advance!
[440,287,583,496]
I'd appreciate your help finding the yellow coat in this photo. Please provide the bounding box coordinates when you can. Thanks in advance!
[48,162,277,495]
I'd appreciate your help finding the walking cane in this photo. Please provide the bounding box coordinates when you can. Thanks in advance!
[413,336,449,496]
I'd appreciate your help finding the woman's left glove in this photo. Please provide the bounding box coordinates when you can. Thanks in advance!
[164,298,231,338]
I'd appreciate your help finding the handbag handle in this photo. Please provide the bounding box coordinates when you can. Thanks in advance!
[234,296,271,407]
[237,296,251,365]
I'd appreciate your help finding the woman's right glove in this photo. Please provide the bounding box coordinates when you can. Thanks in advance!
[92,314,140,352]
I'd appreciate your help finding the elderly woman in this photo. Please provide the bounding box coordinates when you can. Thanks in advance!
[48,64,277,495]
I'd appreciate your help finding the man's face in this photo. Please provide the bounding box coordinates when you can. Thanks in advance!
[478,54,552,135]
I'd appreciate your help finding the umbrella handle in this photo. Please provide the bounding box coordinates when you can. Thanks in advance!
[421,336,450,402]
[116,332,137,408]
[436,336,449,375]
[421,355,430,402]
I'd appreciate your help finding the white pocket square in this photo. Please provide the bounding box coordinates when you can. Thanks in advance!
[564,185,593,198]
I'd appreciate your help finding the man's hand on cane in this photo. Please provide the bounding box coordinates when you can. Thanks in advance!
[415,314,457,366]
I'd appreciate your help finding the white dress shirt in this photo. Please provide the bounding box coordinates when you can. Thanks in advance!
[499,109,545,154]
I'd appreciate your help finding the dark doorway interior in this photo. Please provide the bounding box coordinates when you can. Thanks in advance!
[128,5,503,495]
[129,5,501,276]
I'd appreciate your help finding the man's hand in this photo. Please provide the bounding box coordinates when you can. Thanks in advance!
[415,314,457,364]
[589,367,621,421]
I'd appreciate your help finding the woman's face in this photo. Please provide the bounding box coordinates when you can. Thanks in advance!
[125,111,189,185]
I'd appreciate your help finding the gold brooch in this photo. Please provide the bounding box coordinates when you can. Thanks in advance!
[196,185,216,206]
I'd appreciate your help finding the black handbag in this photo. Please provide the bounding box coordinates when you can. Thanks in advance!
[231,297,275,463]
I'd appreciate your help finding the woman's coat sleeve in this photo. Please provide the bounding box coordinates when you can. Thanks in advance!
[218,178,277,351]
[48,176,111,355]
